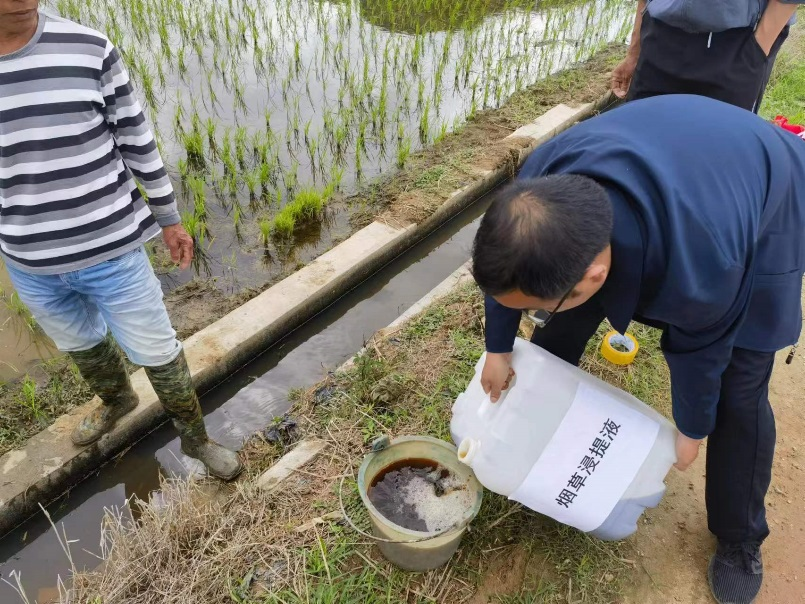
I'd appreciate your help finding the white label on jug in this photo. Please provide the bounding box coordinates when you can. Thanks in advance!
[509,383,660,533]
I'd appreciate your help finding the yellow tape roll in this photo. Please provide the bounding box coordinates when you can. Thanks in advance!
[600,331,639,365]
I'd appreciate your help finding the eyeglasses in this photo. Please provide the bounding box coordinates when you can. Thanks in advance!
[524,286,574,329]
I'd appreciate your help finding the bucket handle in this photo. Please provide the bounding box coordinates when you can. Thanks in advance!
[337,475,471,544]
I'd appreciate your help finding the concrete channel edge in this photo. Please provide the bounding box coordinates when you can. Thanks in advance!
[0,94,610,536]
[250,262,477,505]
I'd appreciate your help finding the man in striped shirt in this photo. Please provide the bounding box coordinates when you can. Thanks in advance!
[0,2,241,480]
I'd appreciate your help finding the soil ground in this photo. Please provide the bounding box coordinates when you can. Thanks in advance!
[623,327,805,604]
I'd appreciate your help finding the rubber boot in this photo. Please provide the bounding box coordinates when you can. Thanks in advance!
[70,337,139,446]
[145,350,242,481]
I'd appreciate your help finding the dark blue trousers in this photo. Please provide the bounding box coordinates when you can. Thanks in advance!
[706,347,776,543]
[530,306,777,544]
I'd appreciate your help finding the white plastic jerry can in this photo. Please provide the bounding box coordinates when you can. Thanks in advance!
[451,338,677,540]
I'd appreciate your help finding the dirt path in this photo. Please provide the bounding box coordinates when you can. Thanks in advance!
[625,293,805,604]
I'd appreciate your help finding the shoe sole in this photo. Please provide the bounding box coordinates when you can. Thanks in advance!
[71,399,139,446]
[707,556,757,604]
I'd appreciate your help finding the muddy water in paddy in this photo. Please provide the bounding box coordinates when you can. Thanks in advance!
[0,263,56,380]
[0,0,631,379]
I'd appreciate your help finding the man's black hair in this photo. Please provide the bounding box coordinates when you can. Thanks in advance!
[471,174,613,299]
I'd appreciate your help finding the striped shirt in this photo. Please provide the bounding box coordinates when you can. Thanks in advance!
[0,12,179,275]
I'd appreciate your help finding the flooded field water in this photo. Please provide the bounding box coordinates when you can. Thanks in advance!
[2,0,631,378]
[46,0,631,289]
[0,0,633,379]
[0,262,56,381]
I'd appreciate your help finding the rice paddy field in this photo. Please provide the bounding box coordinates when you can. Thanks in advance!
[45,0,633,291]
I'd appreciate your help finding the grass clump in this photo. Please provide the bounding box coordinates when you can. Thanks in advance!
[290,188,325,220]
[270,211,296,240]
[270,188,326,240]
[258,218,272,247]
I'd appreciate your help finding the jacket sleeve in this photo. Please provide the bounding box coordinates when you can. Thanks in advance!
[99,41,180,227]
[484,295,522,353]
[660,266,750,439]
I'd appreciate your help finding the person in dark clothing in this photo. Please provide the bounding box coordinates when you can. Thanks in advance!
[611,0,803,111]
[473,95,805,604]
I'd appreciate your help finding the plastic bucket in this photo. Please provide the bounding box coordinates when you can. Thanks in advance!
[356,435,483,572]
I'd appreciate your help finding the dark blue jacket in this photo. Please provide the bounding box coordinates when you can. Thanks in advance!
[484,95,805,439]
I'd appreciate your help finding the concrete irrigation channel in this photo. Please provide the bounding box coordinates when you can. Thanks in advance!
[0,98,613,600]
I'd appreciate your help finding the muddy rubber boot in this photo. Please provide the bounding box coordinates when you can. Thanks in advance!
[69,337,139,446]
[145,350,242,481]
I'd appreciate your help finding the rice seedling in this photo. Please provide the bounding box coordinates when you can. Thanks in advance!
[206,118,218,158]
[245,169,260,204]
[284,159,299,194]
[258,218,272,247]
[396,138,411,168]
[186,175,207,218]
[18,375,48,425]
[271,211,296,240]
[235,126,248,168]
[181,210,204,244]
[177,157,188,182]
[434,121,448,144]
[182,127,205,171]
[419,99,431,143]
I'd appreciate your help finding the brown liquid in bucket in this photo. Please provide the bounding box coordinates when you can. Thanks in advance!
[368,458,474,533]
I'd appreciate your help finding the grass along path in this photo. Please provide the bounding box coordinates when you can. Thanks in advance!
[62,284,672,604]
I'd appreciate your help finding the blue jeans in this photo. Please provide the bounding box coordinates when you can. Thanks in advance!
[5,247,180,367]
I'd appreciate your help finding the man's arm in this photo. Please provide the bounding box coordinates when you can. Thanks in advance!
[611,0,647,98]
[484,295,522,354]
[98,41,179,228]
[482,295,522,401]
[482,293,605,401]
[756,0,801,55]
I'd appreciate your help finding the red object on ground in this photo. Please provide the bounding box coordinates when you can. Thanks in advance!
[773,115,805,139]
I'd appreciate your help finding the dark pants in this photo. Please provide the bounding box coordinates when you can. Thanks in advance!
[531,309,777,544]
[628,14,790,112]
[706,347,776,543]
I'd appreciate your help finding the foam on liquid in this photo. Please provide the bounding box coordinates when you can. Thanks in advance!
[369,464,474,533]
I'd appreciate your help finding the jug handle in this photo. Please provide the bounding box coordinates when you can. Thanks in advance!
[476,350,517,420]
[477,382,513,420]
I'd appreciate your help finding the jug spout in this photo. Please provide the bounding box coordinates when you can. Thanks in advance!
[457,438,479,466]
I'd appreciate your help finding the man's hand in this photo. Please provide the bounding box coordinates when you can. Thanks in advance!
[611,53,639,99]
[674,432,703,471]
[162,224,194,270]
[481,352,514,403]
